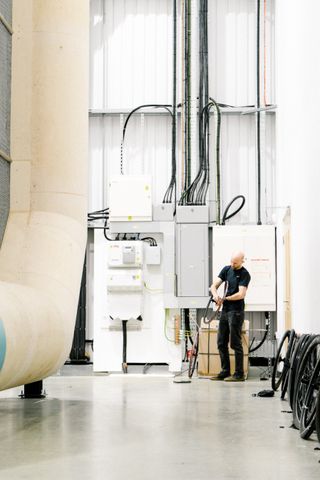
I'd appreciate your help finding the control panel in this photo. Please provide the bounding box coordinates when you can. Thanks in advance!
[107,241,143,268]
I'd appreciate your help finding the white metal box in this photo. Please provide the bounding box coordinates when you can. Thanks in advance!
[144,245,161,265]
[176,205,209,223]
[212,225,276,311]
[176,223,209,297]
[106,270,143,291]
[107,241,143,268]
[109,175,152,222]
[153,204,174,221]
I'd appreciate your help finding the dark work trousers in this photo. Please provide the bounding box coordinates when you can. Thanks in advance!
[217,310,244,376]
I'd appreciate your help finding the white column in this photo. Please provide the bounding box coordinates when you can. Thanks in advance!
[276,0,320,333]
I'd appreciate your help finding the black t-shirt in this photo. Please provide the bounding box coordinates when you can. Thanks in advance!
[218,265,251,312]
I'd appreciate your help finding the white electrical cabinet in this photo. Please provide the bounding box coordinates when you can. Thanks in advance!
[106,241,143,318]
[109,175,152,222]
[212,225,276,311]
[93,230,182,372]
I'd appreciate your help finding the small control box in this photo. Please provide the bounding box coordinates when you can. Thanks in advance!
[107,241,143,268]
[144,245,161,265]
[107,270,143,291]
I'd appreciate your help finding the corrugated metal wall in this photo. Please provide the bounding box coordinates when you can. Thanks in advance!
[209,0,275,106]
[0,0,12,245]
[89,0,276,224]
[90,0,173,110]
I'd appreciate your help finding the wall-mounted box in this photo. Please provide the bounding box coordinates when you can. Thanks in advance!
[153,204,174,221]
[176,223,209,297]
[145,245,161,265]
[107,270,143,291]
[107,241,143,268]
[212,225,276,311]
[176,206,209,224]
[109,175,152,222]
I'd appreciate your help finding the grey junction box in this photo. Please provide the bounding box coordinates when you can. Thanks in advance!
[176,223,209,297]
[176,205,209,223]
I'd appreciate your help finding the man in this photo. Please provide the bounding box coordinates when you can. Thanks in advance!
[210,251,251,382]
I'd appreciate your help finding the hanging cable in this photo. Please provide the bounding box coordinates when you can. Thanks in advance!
[181,0,192,193]
[120,103,172,172]
[187,0,192,188]
[263,0,268,107]
[210,98,221,221]
[249,312,270,353]
[179,0,207,206]
[179,98,220,207]
[256,0,262,225]
[195,0,209,206]
[180,0,186,195]
[179,0,192,197]
[221,195,246,225]
[163,0,177,206]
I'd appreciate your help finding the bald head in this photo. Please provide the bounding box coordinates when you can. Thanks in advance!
[230,251,245,270]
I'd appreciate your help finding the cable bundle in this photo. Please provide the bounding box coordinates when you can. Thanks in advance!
[87,208,109,224]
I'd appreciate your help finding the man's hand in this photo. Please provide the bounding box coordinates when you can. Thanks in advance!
[209,278,223,305]
[213,295,223,307]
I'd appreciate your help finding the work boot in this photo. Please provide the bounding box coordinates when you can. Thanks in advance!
[210,371,230,381]
[224,374,245,382]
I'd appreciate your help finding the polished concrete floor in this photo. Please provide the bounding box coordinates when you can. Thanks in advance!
[0,366,319,480]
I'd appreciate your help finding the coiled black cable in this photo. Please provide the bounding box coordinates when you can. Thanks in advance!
[249,313,270,354]
[221,195,246,225]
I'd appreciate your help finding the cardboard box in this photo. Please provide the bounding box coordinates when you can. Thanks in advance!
[197,320,249,377]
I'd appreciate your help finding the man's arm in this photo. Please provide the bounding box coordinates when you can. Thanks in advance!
[225,286,247,301]
[210,277,223,305]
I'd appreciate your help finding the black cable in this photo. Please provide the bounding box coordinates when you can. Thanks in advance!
[209,97,221,220]
[162,0,177,206]
[122,320,128,374]
[103,220,113,241]
[102,229,156,247]
[249,313,270,354]
[179,103,209,205]
[180,98,220,207]
[184,309,193,348]
[181,0,191,194]
[221,195,246,225]
[120,104,172,175]
[196,0,209,207]
[256,0,262,225]
[88,208,110,229]
[140,236,157,247]
[88,208,109,214]
[187,0,191,188]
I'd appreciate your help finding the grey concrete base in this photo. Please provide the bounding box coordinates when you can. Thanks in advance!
[0,367,319,479]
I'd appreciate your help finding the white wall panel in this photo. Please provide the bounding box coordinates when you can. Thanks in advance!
[209,0,275,107]
[89,114,173,211]
[90,0,173,110]
[208,112,275,225]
